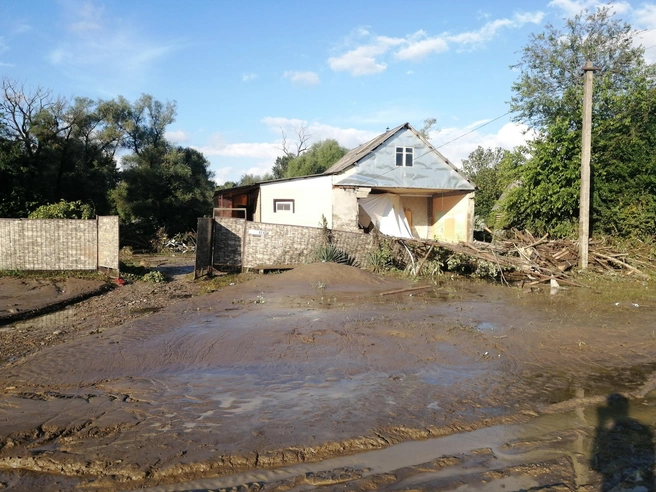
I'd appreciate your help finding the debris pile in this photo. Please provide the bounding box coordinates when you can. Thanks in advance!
[471,230,652,285]
[399,229,653,286]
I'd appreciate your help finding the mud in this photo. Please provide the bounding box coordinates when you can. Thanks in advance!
[0,277,108,323]
[0,262,654,490]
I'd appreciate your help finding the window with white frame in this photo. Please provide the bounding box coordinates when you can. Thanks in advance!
[274,199,295,213]
[395,147,414,167]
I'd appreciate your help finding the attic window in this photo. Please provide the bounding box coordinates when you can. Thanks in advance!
[396,147,414,167]
[274,199,295,213]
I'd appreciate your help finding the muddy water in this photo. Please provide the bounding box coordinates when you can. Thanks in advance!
[0,266,655,490]
[146,392,656,491]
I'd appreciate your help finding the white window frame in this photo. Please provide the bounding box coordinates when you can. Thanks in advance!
[273,199,295,213]
[395,147,414,167]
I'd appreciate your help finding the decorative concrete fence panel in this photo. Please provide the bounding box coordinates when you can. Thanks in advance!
[195,217,379,276]
[0,216,119,273]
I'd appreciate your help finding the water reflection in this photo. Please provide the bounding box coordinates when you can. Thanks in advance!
[591,393,655,491]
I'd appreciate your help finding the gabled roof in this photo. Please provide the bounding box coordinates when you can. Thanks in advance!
[323,122,466,180]
[323,123,407,175]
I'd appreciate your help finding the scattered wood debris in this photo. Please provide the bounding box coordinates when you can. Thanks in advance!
[394,229,653,286]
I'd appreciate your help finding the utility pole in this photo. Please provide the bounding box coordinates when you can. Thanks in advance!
[579,61,600,269]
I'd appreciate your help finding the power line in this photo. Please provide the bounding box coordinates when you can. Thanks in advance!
[434,111,512,150]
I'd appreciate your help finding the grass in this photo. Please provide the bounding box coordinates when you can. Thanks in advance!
[196,272,258,294]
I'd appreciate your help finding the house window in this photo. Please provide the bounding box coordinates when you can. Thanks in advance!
[396,147,414,167]
[274,199,295,213]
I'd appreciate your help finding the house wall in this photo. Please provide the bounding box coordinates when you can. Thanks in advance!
[400,196,430,239]
[331,187,360,232]
[0,216,119,272]
[333,128,475,191]
[212,218,378,269]
[432,192,475,242]
[260,175,333,228]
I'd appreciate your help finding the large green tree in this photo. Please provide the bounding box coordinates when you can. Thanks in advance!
[284,139,348,178]
[501,7,656,238]
[111,145,214,236]
[108,96,214,237]
[461,146,525,224]
[0,79,119,217]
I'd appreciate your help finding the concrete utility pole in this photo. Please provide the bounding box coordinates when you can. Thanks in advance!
[579,61,600,269]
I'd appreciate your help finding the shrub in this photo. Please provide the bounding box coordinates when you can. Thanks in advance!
[313,244,355,265]
[28,200,94,219]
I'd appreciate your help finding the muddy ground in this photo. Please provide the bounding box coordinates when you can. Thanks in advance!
[0,258,655,491]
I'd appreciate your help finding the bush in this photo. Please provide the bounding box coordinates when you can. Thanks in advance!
[28,200,94,219]
[364,243,396,273]
[313,244,355,265]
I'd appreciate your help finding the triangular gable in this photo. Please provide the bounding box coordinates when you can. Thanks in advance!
[326,123,474,191]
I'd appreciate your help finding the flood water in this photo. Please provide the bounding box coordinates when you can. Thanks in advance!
[148,390,656,491]
[0,265,655,490]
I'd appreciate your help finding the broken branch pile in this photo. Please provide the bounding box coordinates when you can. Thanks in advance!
[396,229,653,285]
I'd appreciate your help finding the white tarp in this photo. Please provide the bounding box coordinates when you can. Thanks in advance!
[358,193,413,239]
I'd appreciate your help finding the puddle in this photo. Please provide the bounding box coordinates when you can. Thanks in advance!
[146,393,656,491]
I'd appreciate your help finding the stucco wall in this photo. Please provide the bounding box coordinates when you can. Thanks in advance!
[400,196,430,239]
[260,175,333,228]
[331,187,360,232]
[432,192,475,242]
[0,216,119,272]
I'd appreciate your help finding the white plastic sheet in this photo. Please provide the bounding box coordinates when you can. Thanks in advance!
[358,193,413,239]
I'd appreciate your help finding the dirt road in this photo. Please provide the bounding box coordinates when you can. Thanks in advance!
[0,261,654,490]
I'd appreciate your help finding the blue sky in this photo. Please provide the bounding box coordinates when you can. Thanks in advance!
[1,0,655,184]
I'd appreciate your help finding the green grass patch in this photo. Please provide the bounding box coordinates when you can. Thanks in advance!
[196,272,258,294]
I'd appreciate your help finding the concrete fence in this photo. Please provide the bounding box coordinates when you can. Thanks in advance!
[195,217,378,276]
[0,216,119,273]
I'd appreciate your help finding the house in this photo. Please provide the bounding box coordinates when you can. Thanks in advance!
[213,123,476,243]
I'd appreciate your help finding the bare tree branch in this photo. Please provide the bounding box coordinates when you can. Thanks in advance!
[278,122,312,157]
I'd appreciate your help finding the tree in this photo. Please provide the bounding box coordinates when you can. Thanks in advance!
[284,139,348,178]
[418,118,437,139]
[279,123,311,158]
[272,155,293,179]
[510,7,652,130]
[502,7,656,238]
[461,146,524,224]
[0,79,119,217]
[111,144,214,236]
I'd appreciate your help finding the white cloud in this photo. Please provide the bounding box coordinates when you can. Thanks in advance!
[242,73,257,82]
[431,121,535,166]
[197,140,280,161]
[395,36,449,61]
[262,117,378,149]
[328,33,405,76]
[634,4,656,63]
[0,37,8,55]
[48,0,182,87]
[165,130,191,143]
[330,13,543,76]
[548,0,631,16]
[283,70,320,85]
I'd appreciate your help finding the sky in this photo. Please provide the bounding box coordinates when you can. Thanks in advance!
[1,0,655,184]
